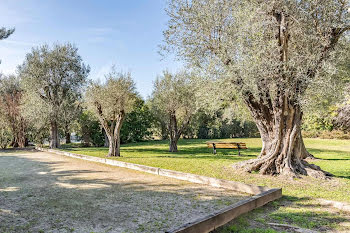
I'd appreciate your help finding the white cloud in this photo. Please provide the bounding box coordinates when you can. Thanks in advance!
[0,41,33,75]
[87,27,116,34]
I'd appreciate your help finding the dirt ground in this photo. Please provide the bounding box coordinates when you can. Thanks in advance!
[0,149,249,233]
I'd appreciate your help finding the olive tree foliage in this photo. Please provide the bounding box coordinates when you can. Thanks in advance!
[0,75,27,147]
[150,70,197,152]
[0,104,12,149]
[148,98,169,140]
[302,42,350,132]
[19,43,90,148]
[0,26,15,63]
[86,68,137,157]
[0,26,15,149]
[163,0,350,178]
[334,85,350,130]
[0,27,14,40]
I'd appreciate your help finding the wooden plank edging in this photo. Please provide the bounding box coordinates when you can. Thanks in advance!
[166,188,282,233]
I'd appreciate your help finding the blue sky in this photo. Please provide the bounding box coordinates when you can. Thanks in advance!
[0,0,181,98]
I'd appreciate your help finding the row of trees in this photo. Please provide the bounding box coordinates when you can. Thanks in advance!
[0,41,259,155]
[1,0,349,178]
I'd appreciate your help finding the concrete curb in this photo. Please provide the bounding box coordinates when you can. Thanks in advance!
[35,147,272,195]
[35,146,282,232]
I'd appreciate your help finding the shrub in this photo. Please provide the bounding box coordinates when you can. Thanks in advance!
[302,130,350,140]
[0,126,12,149]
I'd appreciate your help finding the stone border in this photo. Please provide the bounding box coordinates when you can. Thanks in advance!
[35,147,282,232]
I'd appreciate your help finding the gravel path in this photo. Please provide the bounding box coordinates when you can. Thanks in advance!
[0,149,248,233]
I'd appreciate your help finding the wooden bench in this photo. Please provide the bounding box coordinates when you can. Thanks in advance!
[206,141,248,156]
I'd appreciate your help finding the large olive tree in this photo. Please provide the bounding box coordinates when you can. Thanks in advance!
[163,0,350,178]
[86,68,137,157]
[150,70,197,152]
[19,43,90,148]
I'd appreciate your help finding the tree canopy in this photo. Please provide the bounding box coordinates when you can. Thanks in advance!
[86,67,137,156]
[163,0,350,177]
[19,43,90,148]
[150,70,197,152]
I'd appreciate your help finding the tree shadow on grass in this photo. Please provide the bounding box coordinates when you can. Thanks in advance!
[214,195,350,233]
[307,148,350,159]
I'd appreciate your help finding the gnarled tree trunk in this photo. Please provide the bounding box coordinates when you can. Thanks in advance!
[104,115,124,157]
[50,120,60,148]
[234,94,330,178]
[167,110,191,152]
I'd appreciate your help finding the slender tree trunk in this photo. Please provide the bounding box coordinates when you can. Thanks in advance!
[107,134,117,156]
[169,112,179,152]
[103,129,109,147]
[107,132,121,157]
[234,96,330,178]
[169,137,178,152]
[106,117,124,157]
[17,118,26,148]
[65,132,71,144]
[50,120,60,148]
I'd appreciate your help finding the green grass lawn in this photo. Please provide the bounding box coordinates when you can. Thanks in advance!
[59,138,350,232]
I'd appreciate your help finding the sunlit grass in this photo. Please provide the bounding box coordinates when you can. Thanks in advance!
[60,138,350,202]
[58,138,350,231]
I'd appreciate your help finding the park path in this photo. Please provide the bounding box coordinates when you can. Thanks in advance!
[0,149,247,233]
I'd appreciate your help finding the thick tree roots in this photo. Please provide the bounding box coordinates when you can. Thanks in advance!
[233,156,332,179]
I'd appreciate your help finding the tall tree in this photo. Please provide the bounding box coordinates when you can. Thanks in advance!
[0,75,27,147]
[163,0,350,177]
[86,68,137,157]
[151,70,197,152]
[19,43,90,148]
